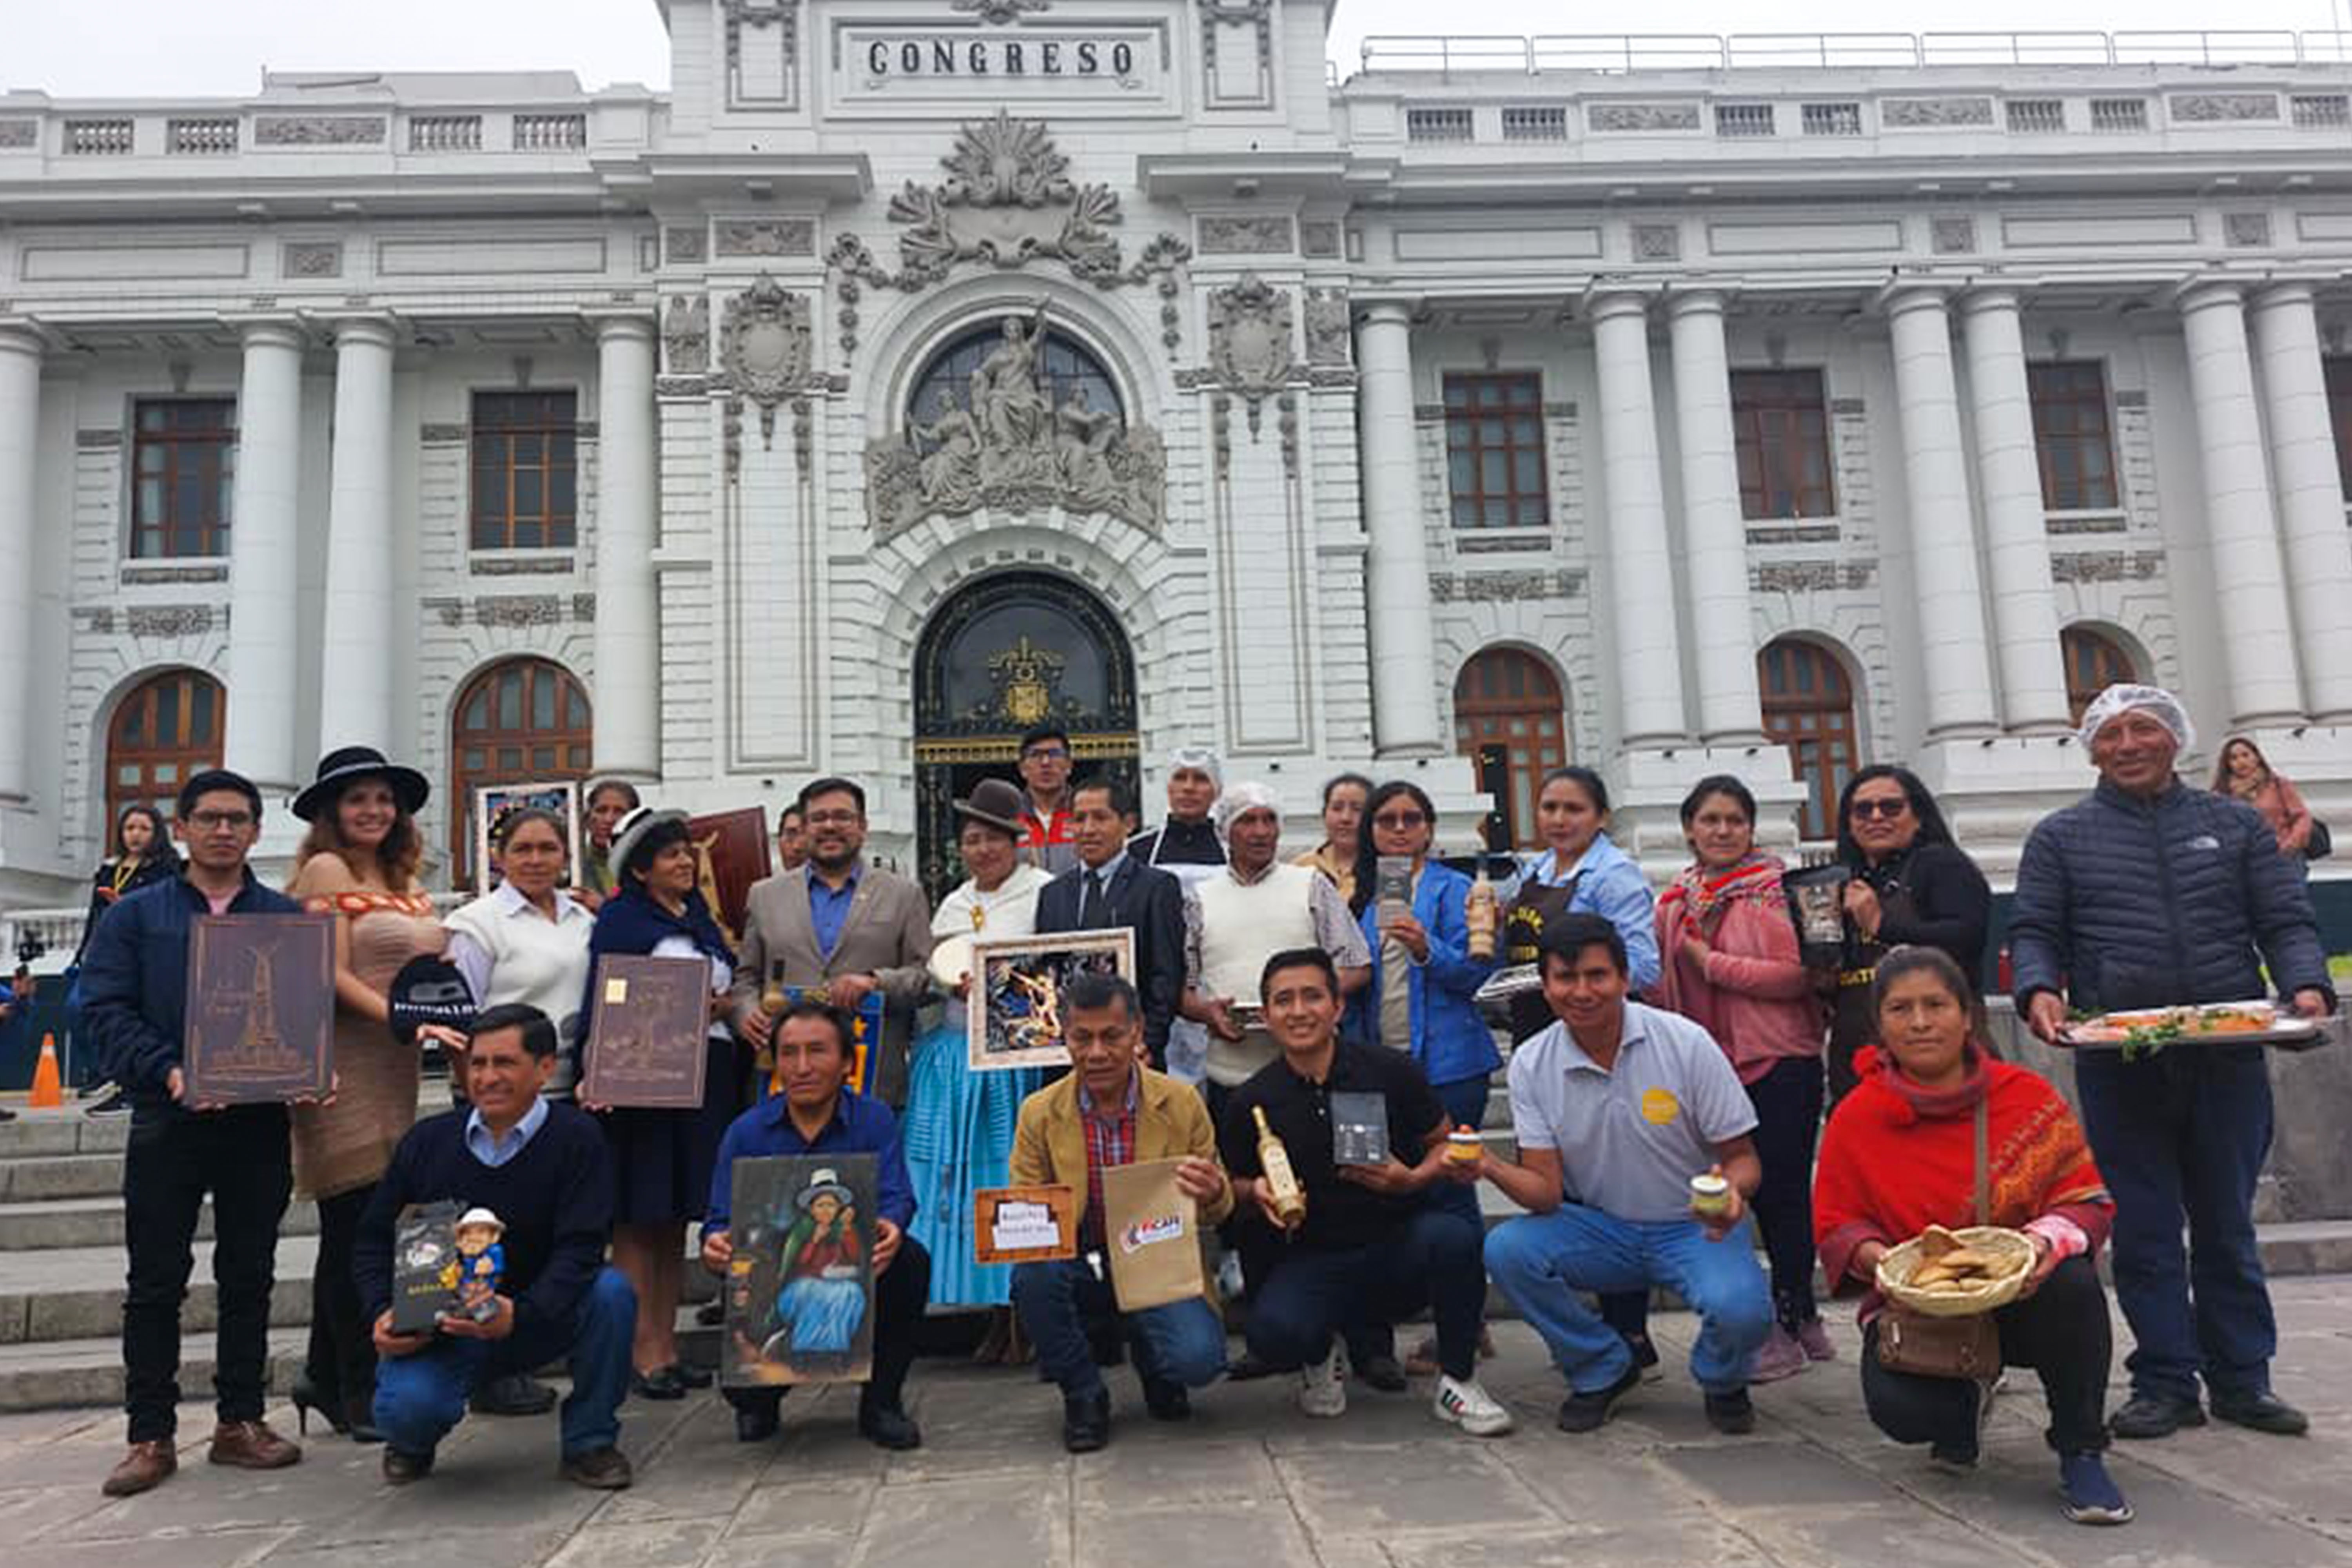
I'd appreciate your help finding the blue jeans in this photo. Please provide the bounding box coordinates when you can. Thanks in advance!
[1426,1075,1490,1232]
[374,1266,636,1459]
[1484,1204,1772,1395]
[1246,1209,1487,1381]
[2074,1045,2276,1402]
[1012,1258,1227,1403]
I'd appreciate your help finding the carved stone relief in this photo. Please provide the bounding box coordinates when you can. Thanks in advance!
[951,0,1049,18]
[826,112,1190,359]
[1931,217,1978,255]
[664,226,707,264]
[2224,212,2273,248]
[1587,102,1700,132]
[718,274,817,447]
[283,243,343,278]
[2171,93,2279,122]
[717,220,815,258]
[474,595,564,628]
[125,605,215,639]
[0,121,35,149]
[1750,561,1877,593]
[1197,215,1294,255]
[2052,550,2164,583]
[254,116,386,145]
[864,302,1166,541]
[1205,272,1298,434]
[1882,97,1994,128]
[1430,570,1585,603]
[1299,220,1341,258]
[664,295,711,374]
[1632,224,1680,261]
[1304,288,1350,366]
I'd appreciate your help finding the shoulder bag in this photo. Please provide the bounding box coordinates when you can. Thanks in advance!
[1874,1096,2004,1380]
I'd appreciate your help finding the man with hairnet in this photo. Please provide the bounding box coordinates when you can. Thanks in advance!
[2013,683,2334,1441]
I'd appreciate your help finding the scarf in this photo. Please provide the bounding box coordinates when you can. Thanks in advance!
[1659,851,1785,933]
[575,882,735,1047]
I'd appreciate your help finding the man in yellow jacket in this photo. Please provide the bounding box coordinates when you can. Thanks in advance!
[1010,970,1232,1452]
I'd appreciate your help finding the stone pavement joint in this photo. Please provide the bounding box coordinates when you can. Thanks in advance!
[10,1301,2352,1567]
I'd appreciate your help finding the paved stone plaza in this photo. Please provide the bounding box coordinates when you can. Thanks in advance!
[7,1281,2352,1568]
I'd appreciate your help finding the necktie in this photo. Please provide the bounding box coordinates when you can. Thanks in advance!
[1079,870,1108,929]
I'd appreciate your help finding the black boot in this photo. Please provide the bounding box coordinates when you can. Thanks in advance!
[1062,1390,1111,1453]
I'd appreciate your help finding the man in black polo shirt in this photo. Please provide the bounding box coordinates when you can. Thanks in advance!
[1219,948,1512,1436]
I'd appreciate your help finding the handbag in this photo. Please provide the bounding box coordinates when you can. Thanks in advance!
[2307,818,2333,861]
[1875,1098,2004,1380]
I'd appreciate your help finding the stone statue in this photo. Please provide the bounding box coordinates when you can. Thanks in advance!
[969,304,1052,452]
[1056,383,1120,503]
[914,390,984,510]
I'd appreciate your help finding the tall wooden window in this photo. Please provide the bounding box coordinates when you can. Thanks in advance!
[449,659,593,881]
[1442,374,1548,528]
[107,669,225,825]
[2326,356,2352,501]
[2028,361,2120,511]
[2061,626,2138,728]
[470,391,578,549]
[1759,639,1858,842]
[1454,648,1568,849]
[1731,369,1835,519]
[130,399,236,558]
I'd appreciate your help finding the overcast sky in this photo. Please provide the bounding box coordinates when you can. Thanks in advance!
[7,0,2351,97]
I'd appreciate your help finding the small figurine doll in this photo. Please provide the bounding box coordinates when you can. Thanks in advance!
[453,1207,506,1323]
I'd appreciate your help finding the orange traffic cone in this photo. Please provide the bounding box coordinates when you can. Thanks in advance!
[28,1032,62,1108]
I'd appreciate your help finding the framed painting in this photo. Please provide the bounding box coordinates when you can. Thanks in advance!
[722,1153,878,1388]
[965,927,1136,1072]
[580,955,711,1109]
[472,779,583,895]
[688,807,774,950]
[183,913,336,1104]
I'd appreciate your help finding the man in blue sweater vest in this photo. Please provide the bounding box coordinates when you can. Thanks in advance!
[356,1003,637,1488]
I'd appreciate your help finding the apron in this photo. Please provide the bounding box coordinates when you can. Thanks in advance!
[1502,874,1582,1045]
[1828,869,1919,1103]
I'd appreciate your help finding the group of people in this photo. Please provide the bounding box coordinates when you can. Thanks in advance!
[62,682,2336,1532]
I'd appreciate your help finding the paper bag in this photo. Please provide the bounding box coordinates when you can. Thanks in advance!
[1100,1158,1204,1312]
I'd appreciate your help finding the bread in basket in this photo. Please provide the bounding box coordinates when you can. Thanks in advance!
[1874,1224,2038,1318]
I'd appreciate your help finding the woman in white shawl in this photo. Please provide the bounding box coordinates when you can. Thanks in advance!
[902,778,1053,1361]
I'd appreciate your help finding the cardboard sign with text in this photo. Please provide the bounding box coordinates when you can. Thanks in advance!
[973,1184,1078,1266]
[1100,1158,1203,1312]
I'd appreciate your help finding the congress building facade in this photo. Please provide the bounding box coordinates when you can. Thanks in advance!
[3,0,2351,904]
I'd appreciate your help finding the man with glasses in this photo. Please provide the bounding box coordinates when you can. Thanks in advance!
[733,778,936,1108]
[78,769,308,1497]
[1014,724,1082,876]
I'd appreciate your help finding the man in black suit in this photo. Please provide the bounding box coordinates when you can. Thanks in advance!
[1036,779,1187,1065]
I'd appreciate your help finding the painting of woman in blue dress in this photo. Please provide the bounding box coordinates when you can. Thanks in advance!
[760,1167,868,1368]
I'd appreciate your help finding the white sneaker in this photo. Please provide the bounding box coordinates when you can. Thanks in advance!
[1298,1343,1348,1418]
[1434,1374,1515,1437]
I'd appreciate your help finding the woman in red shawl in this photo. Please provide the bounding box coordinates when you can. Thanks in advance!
[1655,775,1830,1383]
[1813,945,2130,1526]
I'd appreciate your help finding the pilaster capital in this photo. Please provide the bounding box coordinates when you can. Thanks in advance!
[1582,285,1659,325]
[584,309,659,346]
[2171,276,2248,317]
[1664,287,1733,324]
[2248,279,2320,318]
[1355,299,1419,332]
[316,314,400,352]
[223,315,309,354]
[1956,286,2027,320]
[1875,278,1960,320]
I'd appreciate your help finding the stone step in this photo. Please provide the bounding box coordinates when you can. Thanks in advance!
[0,1195,320,1252]
[0,1110,131,1158]
[0,1152,131,1201]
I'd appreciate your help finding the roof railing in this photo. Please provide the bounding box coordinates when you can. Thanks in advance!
[1356,30,2352,76]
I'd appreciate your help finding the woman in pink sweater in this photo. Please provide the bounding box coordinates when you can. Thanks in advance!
[1655,774,1831,1383]
[2213,737,2314,858]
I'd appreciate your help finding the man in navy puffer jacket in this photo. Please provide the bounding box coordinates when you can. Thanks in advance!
[2015,684,2334,1443]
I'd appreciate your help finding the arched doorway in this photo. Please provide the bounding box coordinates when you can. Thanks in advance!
[1453,648,1568,851]
[912,571,1138,901]
[448,657,594,886]
[2060,624,2139,728]
[1758,637,1859,842]
[106,668,225,826]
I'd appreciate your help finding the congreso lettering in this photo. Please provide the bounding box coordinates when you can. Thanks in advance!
[864,36,1136,78]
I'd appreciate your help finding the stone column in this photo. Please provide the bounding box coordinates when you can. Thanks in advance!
[2249,283,2352,722]
[1666,292,1765,744]
[317,318,399,751]
[592,315,662,779]
[223,320,306,794]
[0,325,41,802]
[1884,287,1998,739]
[2177,280,2305,728]
[1957,290,2071,734]
[1588,292,1688,746]
[1354,302,1443,756]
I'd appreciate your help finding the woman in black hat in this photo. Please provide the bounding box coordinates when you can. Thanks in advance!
[283,746,443,1442]
[577,805,743,1398]
[903,777,1053,1361]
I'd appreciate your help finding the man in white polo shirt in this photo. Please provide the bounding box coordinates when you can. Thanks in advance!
[1479,913,1773,1435]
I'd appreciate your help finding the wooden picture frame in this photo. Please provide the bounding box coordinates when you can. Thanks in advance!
[723,1153,879,1388]
[966,927,1137,1072]
[687,807,774,951]
[973,1184,1079,1265]
[472,779,583,896]
[183,913,336,1105]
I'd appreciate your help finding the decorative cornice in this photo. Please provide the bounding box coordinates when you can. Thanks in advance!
[253,115,385,146]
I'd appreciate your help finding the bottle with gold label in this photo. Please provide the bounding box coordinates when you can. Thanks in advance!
[1252,1105,1307,1229]
[1465,862,1499,960]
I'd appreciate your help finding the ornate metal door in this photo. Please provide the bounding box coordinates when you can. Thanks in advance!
[912,571,1139,902]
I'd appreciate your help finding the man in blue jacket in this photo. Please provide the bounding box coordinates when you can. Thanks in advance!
[2014,684,2334,1441]
[78,769,307,1497]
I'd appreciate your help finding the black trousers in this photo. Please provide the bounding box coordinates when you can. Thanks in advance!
[1746,1054,1824,1326]
[121,1103,292,1442]
[1860,1254,2112,1455]
[306,1184,378,1414]
[723,1237,931,1417]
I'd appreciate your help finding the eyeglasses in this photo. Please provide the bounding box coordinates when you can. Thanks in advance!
[1373,811,1428,830]
[803,810,862,827]
[1021,746,1071,762]
[1849,799,1911,821]
[185,810,256,831]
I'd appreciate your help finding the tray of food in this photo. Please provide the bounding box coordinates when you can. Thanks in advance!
[1472,963,1544,1009]
[1875,1224,2037,1317]
[2060,1000,2336,1055]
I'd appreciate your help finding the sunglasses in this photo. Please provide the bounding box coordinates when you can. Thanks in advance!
[1849,799,1911,821]
[1373,811,1428,830]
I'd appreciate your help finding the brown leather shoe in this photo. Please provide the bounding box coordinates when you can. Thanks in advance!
[208,1419,301,1470]
[559,1445,633,1490]
[102,1439,177,1497]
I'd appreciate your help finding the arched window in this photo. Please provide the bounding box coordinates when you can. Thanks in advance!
[1454,649,1568,850]
[906,318,1122,434]
[1758,639,1857,842]
[2060,626,2138,728]
[449,659,592,883]
[106,669,225,826]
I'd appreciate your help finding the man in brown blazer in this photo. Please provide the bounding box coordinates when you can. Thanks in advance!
[729,778,936,1107]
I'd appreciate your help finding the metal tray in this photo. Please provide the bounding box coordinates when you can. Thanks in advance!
[2062,1010,2339,1054]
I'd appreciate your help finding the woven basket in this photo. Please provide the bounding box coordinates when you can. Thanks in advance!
[1874,1226,2037,1318]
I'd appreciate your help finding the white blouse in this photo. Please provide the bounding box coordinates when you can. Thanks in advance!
[443,881,595,1046]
